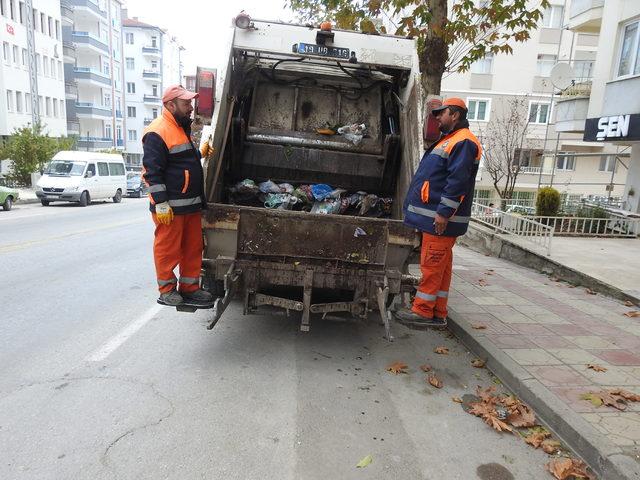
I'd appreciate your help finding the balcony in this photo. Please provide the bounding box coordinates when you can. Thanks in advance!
[142,46,161,57]
[76,136,114,149]
[67,120,80,135]
[143,69,161,80]
[63,42,76,63]
[144,118,154,125]
[60,1,74,25]
[73,67,111,86]
[75,102,113,118]
[65,82,78,100]
[72,31,109,54]
[568,0,604,33]
[516,166,553,175]
[144,95,161,104]
[68,0,106,19]
[601,76,640,130]
[116,139,124,147]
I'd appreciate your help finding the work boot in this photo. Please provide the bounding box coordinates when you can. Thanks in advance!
[393,307,447,329]
[158,289,183,306]
[181,289,214,306]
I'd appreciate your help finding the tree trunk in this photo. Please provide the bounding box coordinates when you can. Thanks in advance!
[419,0,448,98]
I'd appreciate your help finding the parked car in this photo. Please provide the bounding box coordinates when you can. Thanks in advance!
[36,151,127,206]
[0,185,19,211]
[505,204,536,215]
[126,173,148,198]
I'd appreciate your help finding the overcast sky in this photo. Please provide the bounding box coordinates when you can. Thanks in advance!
[122,0,295,76]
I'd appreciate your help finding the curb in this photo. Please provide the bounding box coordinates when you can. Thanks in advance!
[16,198,41,205]
[447,309,640,480]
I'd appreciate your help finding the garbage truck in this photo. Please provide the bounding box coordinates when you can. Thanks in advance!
[195,16,424,339]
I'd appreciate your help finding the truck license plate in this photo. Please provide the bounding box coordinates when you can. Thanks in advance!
[297,43,350,59]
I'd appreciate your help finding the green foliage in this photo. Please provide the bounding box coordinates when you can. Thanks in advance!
[536,187,560,216]
[286,0,549,81]
[0,123,76,186]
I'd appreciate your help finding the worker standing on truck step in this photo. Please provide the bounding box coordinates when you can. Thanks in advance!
[142,84,214,307]
[396,98,482,328]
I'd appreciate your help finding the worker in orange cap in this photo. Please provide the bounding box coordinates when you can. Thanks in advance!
[396,97,482,328]
[142,84,214,307]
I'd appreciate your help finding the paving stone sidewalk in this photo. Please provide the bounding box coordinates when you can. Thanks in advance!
[448,246,640,462]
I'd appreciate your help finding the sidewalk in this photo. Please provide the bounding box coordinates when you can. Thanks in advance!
[15,187,39,204]
[446,246,640,478]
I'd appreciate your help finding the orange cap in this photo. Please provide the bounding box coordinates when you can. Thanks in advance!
[432,97,467,113]
[162,84,198,103]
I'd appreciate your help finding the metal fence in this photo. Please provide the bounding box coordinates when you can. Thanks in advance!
[522,216,640,237]
[471,202,554,255]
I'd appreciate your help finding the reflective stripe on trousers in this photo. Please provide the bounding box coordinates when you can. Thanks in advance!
[412,232,456,319]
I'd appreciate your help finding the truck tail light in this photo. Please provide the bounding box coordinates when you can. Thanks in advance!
[423,97,443,145]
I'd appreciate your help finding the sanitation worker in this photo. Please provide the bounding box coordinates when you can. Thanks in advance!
[396,98,482,327]
[142,84,213,307]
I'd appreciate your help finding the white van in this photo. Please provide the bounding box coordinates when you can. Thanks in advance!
[36,151,127,207]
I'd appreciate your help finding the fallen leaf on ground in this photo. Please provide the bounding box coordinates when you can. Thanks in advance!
[485,271,494,275]
[624,300,635,307]
[452,396,463,403]
[524,431,551,448]
[472,359,486,368]
[623,310,640,318]
[428,374,443,388]
[467,386,513,433]
[609,388,640,402]
[546,458,594,480]
[419,364,432,372]
[471,323,487,330]
[356,455,372,468]
[580,393,603,407]
[478,279,489,286]
[585,288,596,295]
[550,276,560,282]
[587,364,607,372]
[434,346,449,355]
[580,389,640,410]
[386,361,408,374]
[506,403,536,428]
[541,439,562,454]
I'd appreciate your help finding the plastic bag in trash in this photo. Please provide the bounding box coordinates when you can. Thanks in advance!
[311,184,334,201]
[311,199,341,214]
[233,179,259,194]
[359,194,379,216]
[264,193,299,210]
[258,180,282,193]
[326,188,347,199]
[278,183,295,194]
[337,123,367,146]
[292,187,312,205]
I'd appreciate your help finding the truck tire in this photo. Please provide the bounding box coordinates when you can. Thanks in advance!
[41,199,50,206]
[2,196,12,211]
[113,189,122,203]
[79,191,90,207]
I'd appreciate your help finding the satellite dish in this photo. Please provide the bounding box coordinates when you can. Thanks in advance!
[550,63,574,90]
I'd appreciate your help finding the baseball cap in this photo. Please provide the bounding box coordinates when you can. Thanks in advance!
[432,97,467,113]
[162,84,198,103]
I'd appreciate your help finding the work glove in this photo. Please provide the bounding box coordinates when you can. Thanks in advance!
[200,141,214,158]
[156,202,174,225]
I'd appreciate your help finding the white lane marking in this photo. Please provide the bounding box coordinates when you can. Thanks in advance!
[86,304,163,362]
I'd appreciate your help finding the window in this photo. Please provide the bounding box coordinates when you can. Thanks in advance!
[109,163,125,176]
[528,102,550,124]
[125,32,134,44]
[126,82,135,94]
[45,96,51,116]
[58,61,62,79]
[103,61,109,76]
[16,91,22,113]
[43,55,49,76]
[21,48,27,67]
[127,106,136,117]
[51,58,56,78]
[55,20,60,40]
[40,12,45,33]
[151,60,158,69]
[104,92,111,107]
[151,36,157,48]
[53,98,58,117]
[126,57,134,69]
[48,16,52,37]
[38,95,43,114]
[6,90,13,112]
[470,53,493,74]
[127,129,137,141]
[32,8,37,31]
[35,53,40,73]
[152,84,158,96]
[98,162,109,176]
[1,0,4,16]
[116,125,122,141]
[9,0,14,20]
[105,124,112,138]
[542,5,563,29]
[555,152,575,171]
[12,44,18,65]
[86,164,96,176]
[536,54,557,76]
[18,1,24,24]
[25,93,30,113]
[617,20,640,78]
[2,42,8,63]
[599,155,618,173]
[467,98,490,121]
[474,189,491,203]
[152,108,158,118]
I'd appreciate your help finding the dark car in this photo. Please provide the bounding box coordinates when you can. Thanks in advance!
[126,173,148,198]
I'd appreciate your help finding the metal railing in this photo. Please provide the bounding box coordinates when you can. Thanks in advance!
[471,202,554,255]
[521,216,640,237]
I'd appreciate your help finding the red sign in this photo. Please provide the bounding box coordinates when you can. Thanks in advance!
[6,24,15,35]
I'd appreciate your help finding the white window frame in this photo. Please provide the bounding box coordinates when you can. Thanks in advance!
[126,82,135,94]
[528,101,551,125]
[128,129,137,141]
[542,5,564,29]
[125,57,134,69]
[15,91,22,113]
[598,155,618,173]
[466,97,491,122]
[555,152,575,171]
[470,52,494,74]
[127,106,136,117]
[536,54,557,77]
[616,19,640,79]
[25,93,30,113]
[125,32,134,44]
[6,90,14,112]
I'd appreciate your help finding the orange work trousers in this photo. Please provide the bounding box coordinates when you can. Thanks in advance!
[412,232,456,319]
[152,212,203,294]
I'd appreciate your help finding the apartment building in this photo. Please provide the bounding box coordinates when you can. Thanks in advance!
[62,0,125,151]
[0,0,66,139]
[122,14,183,166]
[555,0,640,213]
[442,0,627,208]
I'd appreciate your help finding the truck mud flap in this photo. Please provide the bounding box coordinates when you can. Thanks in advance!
[207,263,242,330]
